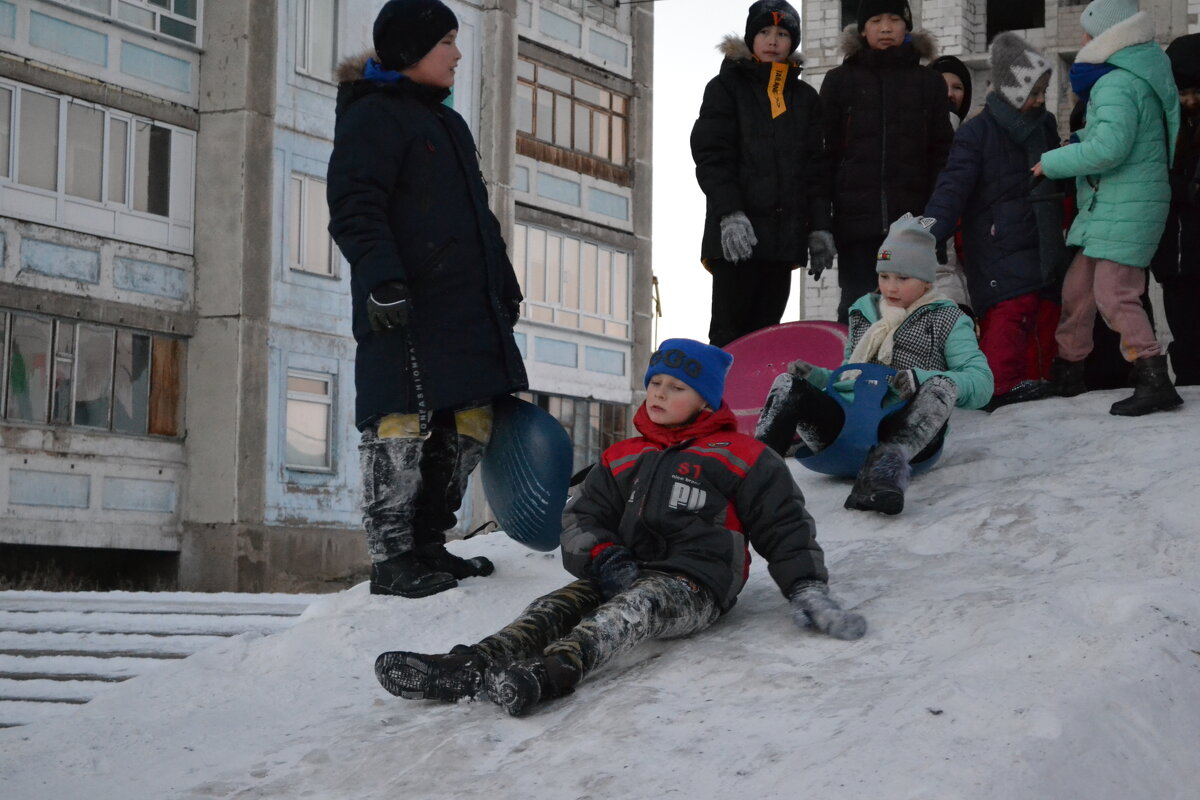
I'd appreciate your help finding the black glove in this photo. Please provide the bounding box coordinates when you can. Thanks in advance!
[787,359,816,380]
[366,280,412,332]
[789,581,866,640]
[888,369,919,400]
[590,544,639,600]
[807,231,836,280]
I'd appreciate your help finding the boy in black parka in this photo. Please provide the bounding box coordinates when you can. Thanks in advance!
[820,0,954,323]
[691,0,834,348]
[376,339,865,717]
[327,0,528,598]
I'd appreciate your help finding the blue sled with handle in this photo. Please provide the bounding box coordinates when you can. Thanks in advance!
[795,362,943,478]
[479,394,572,552]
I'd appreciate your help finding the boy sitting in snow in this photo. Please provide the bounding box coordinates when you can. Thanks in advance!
[756,214,993,515]
[376,338,865,717]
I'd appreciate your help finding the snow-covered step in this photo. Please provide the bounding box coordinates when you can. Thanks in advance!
[0,609,297,636]
[0,630,220,659]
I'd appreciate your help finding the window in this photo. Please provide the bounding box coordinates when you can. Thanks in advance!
[65,0,202,45]
[0,87,11,179]
[517,57,629,168]
[519,391,628,472]
[987,0,1045,42]
[286,371,333,470]
[1,310,183,437]
[289,173,337,276]
[513,223,631,338]
[297,0,338,82]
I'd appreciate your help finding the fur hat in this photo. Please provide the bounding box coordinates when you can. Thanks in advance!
[855,0,912,32]
[744,0,801,55]
[373,0,458,71]
[931,55,973,119]
[1080,0,1138,38]
[876,213,937,284]
[644,338,734,411]
[1166,33,1200,90]
[990,32,1052,110]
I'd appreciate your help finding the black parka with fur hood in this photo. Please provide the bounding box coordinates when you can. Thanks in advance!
[691,36,831,267]
[820,26,954,245]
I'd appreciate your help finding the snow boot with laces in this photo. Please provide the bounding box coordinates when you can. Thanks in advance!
[369,551,457,598]
[484,653,580,717]
[1109,355,1184,416]
[374,645,486,701]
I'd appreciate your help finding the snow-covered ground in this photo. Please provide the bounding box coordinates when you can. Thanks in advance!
[2,389,1198,800]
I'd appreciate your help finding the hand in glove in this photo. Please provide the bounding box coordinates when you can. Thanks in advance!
[787,359,815,380]
[719,211,758,263]
[590,544,640,600]
[367,280,413,332]
[807,230,836,280]
[789,581,866,640]
[888,369,919,400]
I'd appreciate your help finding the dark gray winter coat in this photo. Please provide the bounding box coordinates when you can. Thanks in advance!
[561,403,828,613]
[820,27,954,246]
[327,53,527,429]
[690,37,831,266]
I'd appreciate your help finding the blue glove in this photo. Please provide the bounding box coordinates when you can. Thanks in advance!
[590,545,640,600]
[789,581,866,640]
[367,280,412,332]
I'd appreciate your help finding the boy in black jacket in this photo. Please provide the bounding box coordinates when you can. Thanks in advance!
[327,0,527,599]
[376,339,865,717]
[691,0,834,347]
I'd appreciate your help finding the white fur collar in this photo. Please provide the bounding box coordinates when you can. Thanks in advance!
[717,34,805,67]
[1075,11,1155,65]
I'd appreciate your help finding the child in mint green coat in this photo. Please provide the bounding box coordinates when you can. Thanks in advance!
[1033,0,1182,416]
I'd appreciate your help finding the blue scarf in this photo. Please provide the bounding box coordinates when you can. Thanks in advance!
[364,57,406,84]
[1069,62,1117,103]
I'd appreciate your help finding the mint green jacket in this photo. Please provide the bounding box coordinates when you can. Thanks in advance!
[1040,12,1180,268]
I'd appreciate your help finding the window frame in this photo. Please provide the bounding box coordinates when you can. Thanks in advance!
[516,57,629,168]
[295,0,340,84]
[284,368,335,472]
[61,0,204,46]
[288,171,339,278]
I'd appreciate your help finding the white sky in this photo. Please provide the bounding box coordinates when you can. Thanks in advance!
[651,0,813,346]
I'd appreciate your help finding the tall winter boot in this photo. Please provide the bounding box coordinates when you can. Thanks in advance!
[1049,357,1086,398]
[844,443,911,515]
[375,644,486,701]
[1109,355,1184,416]
[370,551,457,598]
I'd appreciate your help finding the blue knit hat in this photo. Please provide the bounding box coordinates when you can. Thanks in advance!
[645,338,734,411]
[1080,0,1138,38]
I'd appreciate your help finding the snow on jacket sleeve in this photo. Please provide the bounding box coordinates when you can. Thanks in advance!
[735,446,828,597]
[560,459,628,580]
[691,75,745,219]
[913,313,994,409]
[924,117,985,243]
[1040,76,1139,180]
[326,96,409,294]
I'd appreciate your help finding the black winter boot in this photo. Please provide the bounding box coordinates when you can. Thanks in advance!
[1049,357,1086,398]
[982,379,1052,412]
[484,659,550,717]
[844,443,911,515]
[370,551,457,598]
[1109,355,1184,416]
[375,644,486,701]
[414,542,494,579]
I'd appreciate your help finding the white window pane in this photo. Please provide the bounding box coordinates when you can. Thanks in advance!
[304,176,333,274]
[18,90,59,191]
[546,234,561,304]
[581,243,597,314]
[295,0,309,72]
[512,223,527,295]
[289,174,303,267]
[288,374,328,395]
[108,117,128,203]
[67,104,104,201]
[118,2,155,29]
[528,227,546,302]
[113,331,150,435]
[75,324,114,428]
[561,237,579,309]
[554,95,571,147]
[0,88,11,179]
[573,104,590,153]
[516,84,533,134]
[611,116,625,165]
[591,110,609,159]
[7,315,52,424]
[597,249,611,316]
[612,252,629,320]
[535,89,553,141]
[287,397,330,468]
[307,0,337,81]
[134,121,171,216]
[540,68,571,93]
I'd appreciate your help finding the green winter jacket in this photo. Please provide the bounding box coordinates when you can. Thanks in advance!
[1040,12,1180,268]
[804,292,994,410]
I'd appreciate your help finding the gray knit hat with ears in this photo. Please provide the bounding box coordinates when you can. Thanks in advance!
[876,213,937,283]
[990,32,1052,110]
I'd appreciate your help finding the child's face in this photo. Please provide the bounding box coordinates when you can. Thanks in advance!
[645,374,708,427]
[942,72,966,114]
[401,30,461,89]
[1181,88,1200,114]
[877,272,931,309]
[1020,75,1049,113]
[863,14,906,51]
[752,25,792,63]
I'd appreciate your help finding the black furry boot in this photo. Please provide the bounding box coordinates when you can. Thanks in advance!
[375,644,486,701]
[1049,357,1086,398]
[370,551,457,598]
[1109,355,1183,416]
[844,443,911,515]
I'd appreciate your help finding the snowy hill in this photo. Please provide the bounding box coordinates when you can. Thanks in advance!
[2,389,1198,800]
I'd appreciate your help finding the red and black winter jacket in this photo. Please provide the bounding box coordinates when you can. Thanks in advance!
[560,403,828,612]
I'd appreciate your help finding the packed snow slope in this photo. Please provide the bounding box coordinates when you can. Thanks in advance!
[2,389,1199,800]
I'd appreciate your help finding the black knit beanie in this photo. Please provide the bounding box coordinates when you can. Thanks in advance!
[373,0,458,71]
[855,0,912,32]
[1166,33,1200,90]
[930,55,973,119]
[744,0,801,55]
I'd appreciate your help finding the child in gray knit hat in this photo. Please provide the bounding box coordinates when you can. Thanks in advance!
[924,31,1067,412]
[756,213,994,515]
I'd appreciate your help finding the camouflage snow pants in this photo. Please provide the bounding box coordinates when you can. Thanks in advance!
[472,571,719,683]
[359,405,493,563]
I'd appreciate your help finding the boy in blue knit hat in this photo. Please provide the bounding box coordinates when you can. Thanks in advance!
[376,338,865,717]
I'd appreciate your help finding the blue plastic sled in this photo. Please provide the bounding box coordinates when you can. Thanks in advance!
[795,363,943,478]
[479,394,573,552]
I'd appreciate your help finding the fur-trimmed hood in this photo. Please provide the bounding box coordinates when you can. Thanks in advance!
[838,23,937,62]
[1075,12,1177,122]
[718,34,805,67]
[337,50,376,83]
[1075,10,1153,65]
